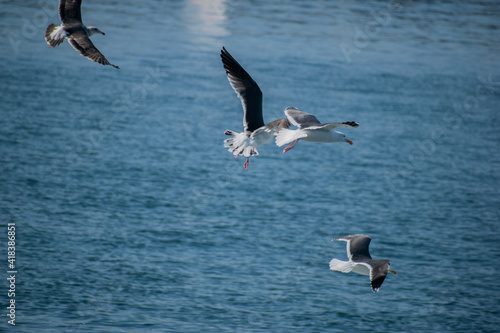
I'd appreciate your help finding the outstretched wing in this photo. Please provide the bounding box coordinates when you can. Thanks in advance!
[60,0,82,23]
[265,117,291,133]
[284,107,321,128]
[68,32,119,68]
[333,234,372,261]
[308,121,359,131]
[221,47,264,133]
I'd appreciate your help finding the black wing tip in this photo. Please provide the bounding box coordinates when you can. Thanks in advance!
[101,60,120,69]
[370,275,387,292]
[88,55,120,69]
[342,121,360,128]
[220,46,229,59]
[220,47,237,69]
[91,55,120,69]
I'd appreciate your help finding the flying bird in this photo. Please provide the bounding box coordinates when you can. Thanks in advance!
[329,234,396,292]
[45,0,119,69]
[220,47,289,170]
[275,107,358,153]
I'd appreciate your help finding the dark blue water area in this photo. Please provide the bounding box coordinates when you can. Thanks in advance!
[1,0,500,332]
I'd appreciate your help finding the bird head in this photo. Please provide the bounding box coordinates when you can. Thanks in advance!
[87,27,105,36]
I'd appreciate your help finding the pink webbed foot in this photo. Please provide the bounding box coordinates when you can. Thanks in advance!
[283,139,298,153]
[244,157,249,171]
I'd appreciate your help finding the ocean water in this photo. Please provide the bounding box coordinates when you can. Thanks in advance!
[1,0,500,332]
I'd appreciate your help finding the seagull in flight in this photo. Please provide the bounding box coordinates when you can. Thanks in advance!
[275,107,358,153]
[220,47,289,170]
[329,234,396,292]
[45,0,119,69]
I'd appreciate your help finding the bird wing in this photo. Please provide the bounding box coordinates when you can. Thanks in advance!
[68,32,119,68]
[266,117,291,133]
[333,234,372,261]
[250,118,291,140]
[307,121,360,131]
[60,0,82,23]
[367,260,391,292]
[221,47,264,133]
[284,107,321,128]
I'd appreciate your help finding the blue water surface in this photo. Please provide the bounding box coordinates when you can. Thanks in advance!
[1,0,500,332]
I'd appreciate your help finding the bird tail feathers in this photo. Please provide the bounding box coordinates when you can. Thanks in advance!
[224,130,258,157]
[45,23,66,47]
[275,128,306,147]
[329,259,354,273]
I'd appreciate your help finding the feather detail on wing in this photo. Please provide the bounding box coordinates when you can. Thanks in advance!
[68,32,119,68]
[284,107,321,128]
[220,47,264,132]
[60,0,82,23]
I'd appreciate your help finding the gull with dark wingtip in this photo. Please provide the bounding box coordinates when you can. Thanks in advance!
[275,107,358,153]
[45,0,119,69]
[329,234,396,292]
[220,47,289,170]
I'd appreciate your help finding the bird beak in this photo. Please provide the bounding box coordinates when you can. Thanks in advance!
[345,139,353,145]
[389,270,397,274]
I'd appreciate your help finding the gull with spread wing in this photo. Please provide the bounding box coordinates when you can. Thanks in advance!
[276,107,358,153]
[330,234,396,293]
[45,0,119,68]
[221,47,289,170]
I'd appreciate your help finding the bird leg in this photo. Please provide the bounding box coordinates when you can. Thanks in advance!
[244,157,249,171]
[283,139,298,153]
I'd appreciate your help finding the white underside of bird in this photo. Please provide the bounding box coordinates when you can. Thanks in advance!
[275,127,347,146]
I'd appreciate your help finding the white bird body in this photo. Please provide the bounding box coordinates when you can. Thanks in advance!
[276,127,347,146]
[276,107,358,153]
[301,129,347,143]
